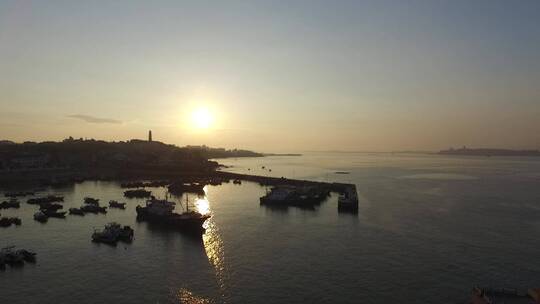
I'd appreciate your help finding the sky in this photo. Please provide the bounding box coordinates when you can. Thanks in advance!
[1,0,539,152]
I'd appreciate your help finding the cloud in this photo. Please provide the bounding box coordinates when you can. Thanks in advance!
[67,114,122,124]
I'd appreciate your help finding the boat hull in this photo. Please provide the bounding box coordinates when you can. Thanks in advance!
[136,207,209,234]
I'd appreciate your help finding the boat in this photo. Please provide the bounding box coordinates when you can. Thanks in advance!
[27,195,64,205]
[167,182,205,195]
[233,179,242,185]
[39,202,63,211]
[124,189,152,198]
[15,249,36,263]
[4,191,34,198]
[0,199,20,209]
[33,211,48,223]
[471,286,540,304]
[42,210,66,218]
[120,180,170,188]
[80,198,107,213]
[0,247,24,266]
[92,222,134,245]
[1,247,36,267]
[84,197,100,205]
[259,185,331,208]
[109,200,126,209]
[80,204,107,214]
[337,185,359,213]
[0,217,21,227]
[136,195,210,234]
[69,208,85,216]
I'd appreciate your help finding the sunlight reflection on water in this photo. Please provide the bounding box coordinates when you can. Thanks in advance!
[175,288,212,304]
[200,187,228,300]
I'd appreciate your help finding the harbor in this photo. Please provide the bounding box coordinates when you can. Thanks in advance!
[1,153,540,303]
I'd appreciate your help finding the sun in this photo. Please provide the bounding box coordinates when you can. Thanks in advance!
[191,107,213,129]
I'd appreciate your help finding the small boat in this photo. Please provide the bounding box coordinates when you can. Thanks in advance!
[1,247,37,267]
[167,182,205,195]
[39,202,63,211]
[69,208,85,216]
[4,191,34,198]
[34,211,48,223]
[108,200,126,209]
[92,223,134,245]
[42,210,66,218]
[84,197,100,205]
[1,247,24,266]
[27,195,64,205]
[124,189,152,198]
[80,204,107,214]
[0,217,21,227]
[15,249,36,263]
[233,179,242,185]
[0,199,20,209]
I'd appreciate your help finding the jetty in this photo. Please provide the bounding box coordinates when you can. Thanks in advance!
[214,171,359,212]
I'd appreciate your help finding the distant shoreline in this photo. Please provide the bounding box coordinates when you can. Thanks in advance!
[262,153,302,157]
[439,148,540,157]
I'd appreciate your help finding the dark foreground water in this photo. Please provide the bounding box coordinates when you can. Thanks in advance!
[1,152,540,303]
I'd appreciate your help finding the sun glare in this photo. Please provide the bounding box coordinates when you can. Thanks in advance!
[192,107,213,129]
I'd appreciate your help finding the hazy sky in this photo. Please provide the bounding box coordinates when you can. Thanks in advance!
[1,0,539,152]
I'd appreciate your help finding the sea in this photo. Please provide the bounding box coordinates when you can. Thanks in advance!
[1,152,540,304]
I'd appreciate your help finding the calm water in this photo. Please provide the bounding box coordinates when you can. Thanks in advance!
[2,152,540,303]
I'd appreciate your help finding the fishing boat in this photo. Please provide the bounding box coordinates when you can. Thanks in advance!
[136,194,210,234]
[0,199,20,209]
[1,246,37,267]
[108,200,126,209]
[92,223,134,245]
[27,195,64,205]
[124,189,152,198]
[33,211,48,223]
[42,209,67,218]
[84,197,99,205]
[69,208,85,216]
[1,247,24,266]
[0,217,21,227]
[39,202,63,211]
[80,204,107,214]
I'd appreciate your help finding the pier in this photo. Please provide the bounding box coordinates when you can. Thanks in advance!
[214,171,359,212]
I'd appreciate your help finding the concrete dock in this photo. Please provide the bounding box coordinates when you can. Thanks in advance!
[215,171,359,211]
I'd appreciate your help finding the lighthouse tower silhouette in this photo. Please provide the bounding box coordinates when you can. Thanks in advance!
[148,130,152,142]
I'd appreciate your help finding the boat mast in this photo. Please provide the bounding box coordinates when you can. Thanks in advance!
[185,194,189,212]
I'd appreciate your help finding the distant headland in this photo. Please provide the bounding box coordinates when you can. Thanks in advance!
[439,147,540,157]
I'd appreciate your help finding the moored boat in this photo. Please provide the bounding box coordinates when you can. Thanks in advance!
[69,208,85,216]
[1,246,37,267]
[92,222,134,245]
[80,204,107,214]
[0,217,21,227]
[0,199,20,209]
[136,195,210,234]
[33,211,48,223]
[27,195,64,205]
[108,200,126,209]
[84,197,100,205]
[42,210,66,218]
[39,202,63,211]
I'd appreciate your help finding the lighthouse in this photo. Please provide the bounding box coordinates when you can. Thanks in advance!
[148,130,152,142]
